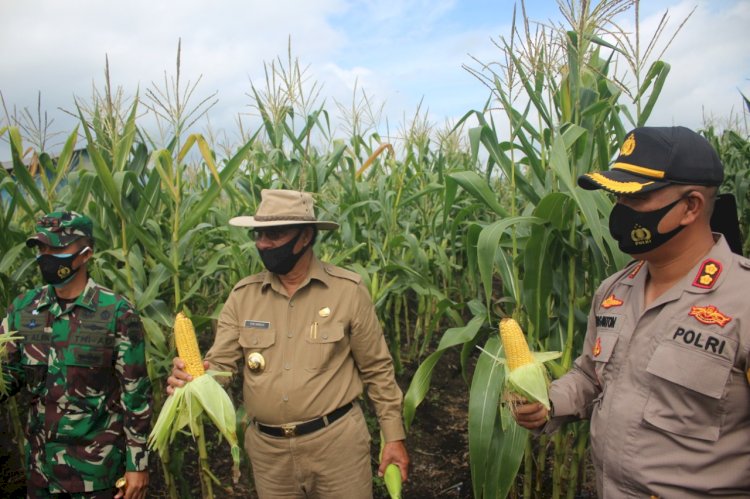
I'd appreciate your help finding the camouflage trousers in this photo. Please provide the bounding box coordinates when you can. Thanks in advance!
[26,488,115,499]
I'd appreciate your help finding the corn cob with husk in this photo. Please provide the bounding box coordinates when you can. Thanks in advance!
[379,431,403,499]
[149,312,241,487]
[480,318,561,412]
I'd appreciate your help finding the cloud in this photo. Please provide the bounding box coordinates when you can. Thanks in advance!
[0,0,747,160]
[626,0,750,128]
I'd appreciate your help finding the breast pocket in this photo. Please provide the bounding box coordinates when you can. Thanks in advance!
[592,332,618,384]
[20,336,51,397]
[64,346,116,398]
[238,329,276,374]
[304,324,345,372]
[643,340,733,442]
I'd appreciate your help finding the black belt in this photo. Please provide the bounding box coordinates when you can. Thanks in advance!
[255,402,354,438]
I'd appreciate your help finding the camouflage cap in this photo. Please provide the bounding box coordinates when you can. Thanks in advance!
[26,211,94,248]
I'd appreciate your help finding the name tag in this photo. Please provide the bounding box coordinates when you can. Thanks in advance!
[245,320,270,329]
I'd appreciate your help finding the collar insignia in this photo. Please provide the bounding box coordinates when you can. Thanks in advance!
[593,337,602,357]
[688,305,732,327]
[627,260,645,279]
[601,294,624,309]
[692,259,722,289]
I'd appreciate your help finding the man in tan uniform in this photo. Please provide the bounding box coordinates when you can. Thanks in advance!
[168,189,409,498]
[514,126,750,497]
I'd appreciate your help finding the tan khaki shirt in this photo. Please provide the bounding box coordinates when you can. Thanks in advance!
[205,255,406,442]
[548,236,750,497]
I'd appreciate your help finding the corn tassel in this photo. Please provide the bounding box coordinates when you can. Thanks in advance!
[379,431,403,499]
[478,318,561,411]
[149,312,241,485]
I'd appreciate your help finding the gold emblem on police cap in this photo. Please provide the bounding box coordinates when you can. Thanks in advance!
[620,133,636,156]
[247,352,266,373]
[318,307,331,317]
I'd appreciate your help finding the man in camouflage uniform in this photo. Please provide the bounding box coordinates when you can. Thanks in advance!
[0,211,151,499]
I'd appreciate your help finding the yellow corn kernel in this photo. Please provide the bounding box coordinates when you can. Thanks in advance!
[499,318,534,371]
[174,312,205,378]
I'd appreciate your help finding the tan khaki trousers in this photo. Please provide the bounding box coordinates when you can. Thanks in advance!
[245,403,373,499]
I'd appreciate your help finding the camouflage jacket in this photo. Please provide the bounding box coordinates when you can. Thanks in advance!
[0,278,152,493]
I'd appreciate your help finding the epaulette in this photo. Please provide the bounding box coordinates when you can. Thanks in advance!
[739,256,750,270]
[322,263,362,284]
[232,272,266,291]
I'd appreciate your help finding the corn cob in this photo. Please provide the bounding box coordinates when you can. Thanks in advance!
[174,312,205,377]
[149,312,241,485]
[499,318,534,371]
[379,431,403,499]
[477,318,561,411]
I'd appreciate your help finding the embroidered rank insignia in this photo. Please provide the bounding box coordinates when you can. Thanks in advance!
[688,305,732,327]
[601,294,624,309]
[692,259,722,289]
[627,260,645,279]
[593,337,602,357]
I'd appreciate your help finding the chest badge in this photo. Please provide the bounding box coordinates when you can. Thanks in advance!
[601,294,623,309]
[318,307,331,317]
[688,305,732,327]
[247,352,266,373]
[593,337,602,357]
[692,259,722,289]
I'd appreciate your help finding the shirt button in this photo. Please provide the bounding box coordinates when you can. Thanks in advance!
[284,362,291,370]
[289,301,294,308]
[282,395,289,402]
[253,338,259,345]
[287,332,293,338]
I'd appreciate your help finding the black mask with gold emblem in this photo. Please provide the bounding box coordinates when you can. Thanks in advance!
[608,197,686,254]
[36,246,89,287]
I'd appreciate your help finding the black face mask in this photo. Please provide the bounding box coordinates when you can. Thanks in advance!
[258,230,308,275]
[36,246,90,287]
[608,197,686,254]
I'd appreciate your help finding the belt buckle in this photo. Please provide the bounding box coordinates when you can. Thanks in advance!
[281,424,296,437]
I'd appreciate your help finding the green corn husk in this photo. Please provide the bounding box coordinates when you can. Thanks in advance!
[379,431,403,499]
[0,332,22,397]
[149,370,241,484]
[478,347,561,410]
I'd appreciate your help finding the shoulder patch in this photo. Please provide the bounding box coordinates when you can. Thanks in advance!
[322,263,362,284]
[692,259,722,289]
[739,257,750,270]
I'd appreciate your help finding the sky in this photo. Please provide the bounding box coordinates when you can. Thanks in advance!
[1,0,748,159]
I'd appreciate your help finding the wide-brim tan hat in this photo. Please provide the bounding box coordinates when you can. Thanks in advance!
[229,189,339,230]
